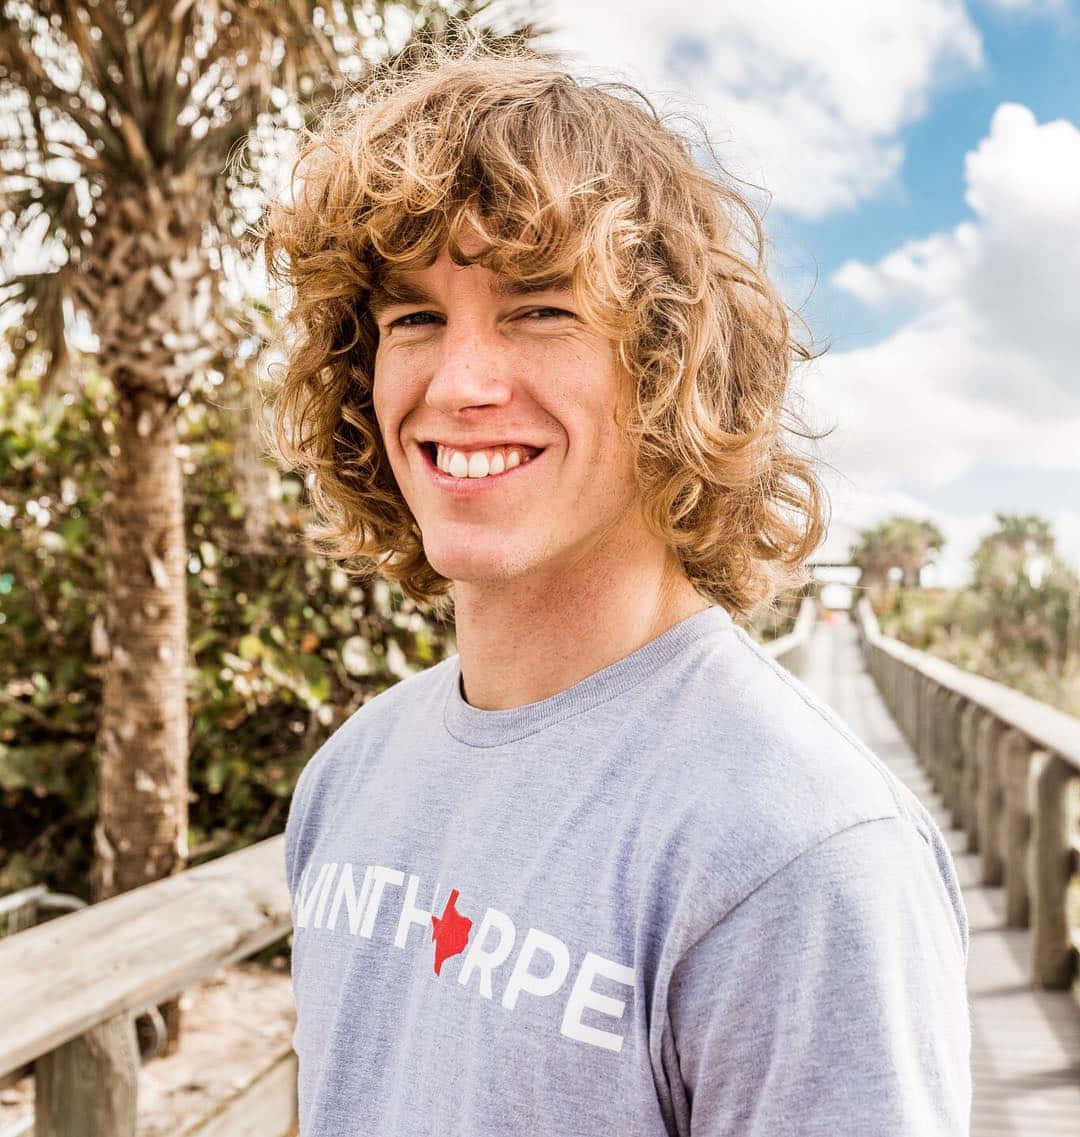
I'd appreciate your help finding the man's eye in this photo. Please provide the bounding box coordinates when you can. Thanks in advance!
[390,311,441,329]
[524,307,573,320]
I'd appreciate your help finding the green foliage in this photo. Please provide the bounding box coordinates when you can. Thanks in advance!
[0,371,457,897]
[0,375,106,896]
[850,514,946,600]
[877,513,1080,715]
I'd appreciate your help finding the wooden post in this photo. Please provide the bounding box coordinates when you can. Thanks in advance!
[915,674,928,763]
[896,663,909,744]
[944,692,967,826]
[1030,750,1077,989]
[920,678,935,779]
[930,684,950,791]
[976,711,1007,885]
[34,1013,139,1137]
[906,666,918,747]
[959,701,981,853]
[926,683,940,787]
[1000,729,1034,928]
[930,687,944,800]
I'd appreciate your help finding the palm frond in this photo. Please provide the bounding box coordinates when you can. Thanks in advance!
[0,264,75,396]
[0,0,547,403]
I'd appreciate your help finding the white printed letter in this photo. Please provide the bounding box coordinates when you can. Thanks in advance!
[561,951,635,1052]
[359,865,405,939]
[325,864,373,935]
[295,862,336,929]
[501,928,570,1011]
[458,907,516,999]
[394,874,437,950]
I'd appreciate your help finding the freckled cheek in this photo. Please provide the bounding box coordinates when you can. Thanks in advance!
[371,360,416,460]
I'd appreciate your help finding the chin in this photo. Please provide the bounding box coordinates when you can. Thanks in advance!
[422,540,535,586]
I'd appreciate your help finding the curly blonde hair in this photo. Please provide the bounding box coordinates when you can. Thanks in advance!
[259,32,830,625]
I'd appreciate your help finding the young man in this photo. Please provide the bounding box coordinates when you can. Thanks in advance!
[263,37,972,1137]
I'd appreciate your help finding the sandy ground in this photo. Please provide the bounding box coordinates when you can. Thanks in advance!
[0,959,297,1136]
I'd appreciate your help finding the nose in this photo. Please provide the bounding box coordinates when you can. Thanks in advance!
[423,320,513,415]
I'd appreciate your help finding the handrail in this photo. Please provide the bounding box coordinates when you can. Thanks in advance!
[858,598,1080,773]
[855,596,1080,993]
[0,836,289,1080]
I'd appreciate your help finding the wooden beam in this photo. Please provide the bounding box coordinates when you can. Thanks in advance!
[34,1013,139,1137]
[0,835,290,1079]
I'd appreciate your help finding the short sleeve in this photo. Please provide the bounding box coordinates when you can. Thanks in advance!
[667,815,972,1137]
[283,751,320,900]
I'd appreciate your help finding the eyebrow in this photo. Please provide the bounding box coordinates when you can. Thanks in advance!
[367,273,573,319]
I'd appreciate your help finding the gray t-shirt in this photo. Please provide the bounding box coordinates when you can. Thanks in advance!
[284,604,972,1136]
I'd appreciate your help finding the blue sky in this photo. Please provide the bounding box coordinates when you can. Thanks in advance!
[539,0,1080,585]
[791,2,1080,350]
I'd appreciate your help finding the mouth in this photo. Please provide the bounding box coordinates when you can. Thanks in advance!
[417,441,547,488]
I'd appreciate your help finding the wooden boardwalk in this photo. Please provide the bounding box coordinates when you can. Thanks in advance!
[801,610,1080,1136]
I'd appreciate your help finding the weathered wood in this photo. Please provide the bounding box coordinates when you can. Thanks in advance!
[919,673,935,767]
[960,699,982,852]
[855,594,1080,999]
[903,666,917,746]
[0,835,290,1079]
[943,691,967,826]
[34,1012,139,1137]
[1000,728,1034,928]
[854,597,1080,774]
[930,686,947,803]
[1030,750,1077,988]
[178,1045,298,1137]
[976,712,1008,886]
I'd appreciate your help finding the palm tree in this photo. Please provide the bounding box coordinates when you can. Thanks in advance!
[0,0,539,1047]
[971,512,1055,591]
[850,515,945,604]
[968,512,1074,678]
[883,516,944,588]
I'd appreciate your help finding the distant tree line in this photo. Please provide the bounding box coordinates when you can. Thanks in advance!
[850,514,1080,714]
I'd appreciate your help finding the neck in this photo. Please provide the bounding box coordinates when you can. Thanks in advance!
[449,536,710,712]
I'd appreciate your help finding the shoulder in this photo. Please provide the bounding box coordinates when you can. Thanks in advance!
[642,617,946,926]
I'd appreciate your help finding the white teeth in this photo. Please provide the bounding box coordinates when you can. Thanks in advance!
[467,452,489,478]
[435,444,536,479]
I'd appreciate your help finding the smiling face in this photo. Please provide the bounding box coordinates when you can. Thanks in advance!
[371,243,648,591]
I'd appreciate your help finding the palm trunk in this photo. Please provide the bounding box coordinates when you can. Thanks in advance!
[92,388,189,1052]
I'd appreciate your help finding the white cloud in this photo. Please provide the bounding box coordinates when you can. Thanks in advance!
[534,0,983,218]
[831,103,1080,416]
[811,473,988,587]
[975,0,1065,11]
[837,104,1080,395]
[817,102,1080,575]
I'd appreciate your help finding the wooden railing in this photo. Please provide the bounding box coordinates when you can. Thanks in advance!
[762,595,817,677]
[0,838,294,1137]
[855,596,1080,995]
[0,601,818,1136]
